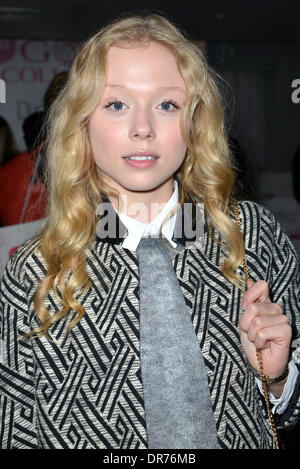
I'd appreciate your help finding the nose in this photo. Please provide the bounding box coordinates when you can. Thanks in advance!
[129,108,155,140]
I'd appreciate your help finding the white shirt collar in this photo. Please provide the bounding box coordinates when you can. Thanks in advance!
[119,179,179,251]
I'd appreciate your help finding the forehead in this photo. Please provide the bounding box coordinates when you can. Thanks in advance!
[105,42,186,91]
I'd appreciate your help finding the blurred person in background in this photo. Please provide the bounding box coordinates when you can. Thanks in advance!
[0,111,47,227]
[228,136,256,202]
[0,72,68,227]
[43,71,69,111]
[0,116,19,168]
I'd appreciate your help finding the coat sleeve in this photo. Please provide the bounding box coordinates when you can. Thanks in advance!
[0,253,40,448]
[261,204,300,430]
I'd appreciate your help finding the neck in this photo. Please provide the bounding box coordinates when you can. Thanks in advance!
[105,178,174,224]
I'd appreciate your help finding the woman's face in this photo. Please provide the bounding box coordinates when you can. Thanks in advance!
[88,41,187,207]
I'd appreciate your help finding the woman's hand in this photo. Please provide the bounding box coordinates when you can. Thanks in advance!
[239,279,292,384]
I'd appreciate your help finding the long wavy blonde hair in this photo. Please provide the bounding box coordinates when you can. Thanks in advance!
[30,12,245,340]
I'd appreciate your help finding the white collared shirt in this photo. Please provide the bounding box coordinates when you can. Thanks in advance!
[119,179,179,251]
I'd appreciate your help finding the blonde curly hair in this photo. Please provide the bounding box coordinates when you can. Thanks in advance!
[30,12,245,340]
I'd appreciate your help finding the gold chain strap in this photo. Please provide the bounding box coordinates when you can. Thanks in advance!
[233,203,280,449]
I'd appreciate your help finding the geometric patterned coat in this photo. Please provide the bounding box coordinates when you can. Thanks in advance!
[0,200,299,448]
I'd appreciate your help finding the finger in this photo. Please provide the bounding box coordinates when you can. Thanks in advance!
[250,322,292,350]
[246,314,290,344]
[239,302,283,332]
[242,280,271,309]
[247,279,255,289]
[244,279,271,304]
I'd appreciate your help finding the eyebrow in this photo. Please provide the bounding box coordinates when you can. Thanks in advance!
[106,83,186,94]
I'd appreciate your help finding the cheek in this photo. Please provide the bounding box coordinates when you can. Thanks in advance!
[89,119,124,156]
[162,121,186,155]
[160,116,183,140]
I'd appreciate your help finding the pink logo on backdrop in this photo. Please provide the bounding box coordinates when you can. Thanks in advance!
[0,40,16,63]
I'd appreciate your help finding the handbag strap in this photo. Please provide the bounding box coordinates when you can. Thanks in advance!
[233,203,280,449]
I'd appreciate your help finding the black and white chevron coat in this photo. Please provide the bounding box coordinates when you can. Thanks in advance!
[0,200,300,449]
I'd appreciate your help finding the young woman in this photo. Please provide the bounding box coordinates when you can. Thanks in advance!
[0,13,299,449]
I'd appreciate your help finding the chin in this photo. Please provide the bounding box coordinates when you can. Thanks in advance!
[123,179,168,193]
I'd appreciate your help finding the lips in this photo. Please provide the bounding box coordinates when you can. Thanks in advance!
[122,151,159,159]
[122,151,159,168]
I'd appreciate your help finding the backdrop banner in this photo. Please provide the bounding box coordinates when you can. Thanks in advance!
[0,39,79,150]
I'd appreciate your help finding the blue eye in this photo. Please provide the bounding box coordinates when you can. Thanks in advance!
[159,100,179,111]
[105,100,126,111]
[104,99,179,112]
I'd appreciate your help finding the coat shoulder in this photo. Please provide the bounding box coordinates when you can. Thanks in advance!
[235,200,277,225]
[1,236,43,285]
[234,200,283,241]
